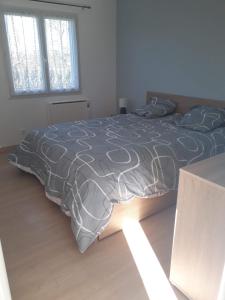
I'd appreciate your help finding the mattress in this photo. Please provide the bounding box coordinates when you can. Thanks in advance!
[9,114,225,252]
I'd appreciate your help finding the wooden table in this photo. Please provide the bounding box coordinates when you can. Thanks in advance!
[170,152,225,300]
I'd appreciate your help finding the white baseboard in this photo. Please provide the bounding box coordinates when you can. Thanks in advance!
[0,146,16,154]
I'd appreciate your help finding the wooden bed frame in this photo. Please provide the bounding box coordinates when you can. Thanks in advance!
[98,91,225,240]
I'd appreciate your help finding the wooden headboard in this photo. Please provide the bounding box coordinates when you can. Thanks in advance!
[146,91,225,114]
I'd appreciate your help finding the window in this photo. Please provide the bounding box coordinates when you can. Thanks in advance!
[3,12,80,96]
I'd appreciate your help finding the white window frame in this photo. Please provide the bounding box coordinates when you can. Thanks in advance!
[0,8,81,98]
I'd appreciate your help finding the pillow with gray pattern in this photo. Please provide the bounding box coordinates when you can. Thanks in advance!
[135,97,176,118]
[176,105,225,132]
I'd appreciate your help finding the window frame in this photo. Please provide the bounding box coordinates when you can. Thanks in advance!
[0,8,81,98]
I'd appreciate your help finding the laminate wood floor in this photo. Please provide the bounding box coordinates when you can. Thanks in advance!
[0,152,188,300]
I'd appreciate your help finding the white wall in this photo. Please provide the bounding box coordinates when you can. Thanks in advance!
[0,241,12,300]
[0,0,117,147]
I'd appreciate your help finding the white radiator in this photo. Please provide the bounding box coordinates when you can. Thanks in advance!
[48,100,90,124]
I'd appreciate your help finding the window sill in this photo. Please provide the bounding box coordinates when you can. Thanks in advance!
[8,89,81,100]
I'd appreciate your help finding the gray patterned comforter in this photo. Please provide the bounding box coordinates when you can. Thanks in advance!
[8,114,225,252]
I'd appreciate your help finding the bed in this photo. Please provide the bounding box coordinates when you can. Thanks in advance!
[9,91,225,252]
[99,92,225,239]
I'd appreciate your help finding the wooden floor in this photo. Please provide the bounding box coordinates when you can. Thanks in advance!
[0,152,188,300]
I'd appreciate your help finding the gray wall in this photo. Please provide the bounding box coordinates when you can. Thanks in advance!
[117,0,225,110]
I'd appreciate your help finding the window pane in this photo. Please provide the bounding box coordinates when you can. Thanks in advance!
[4,14,45,94]
[45,18,79,92]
